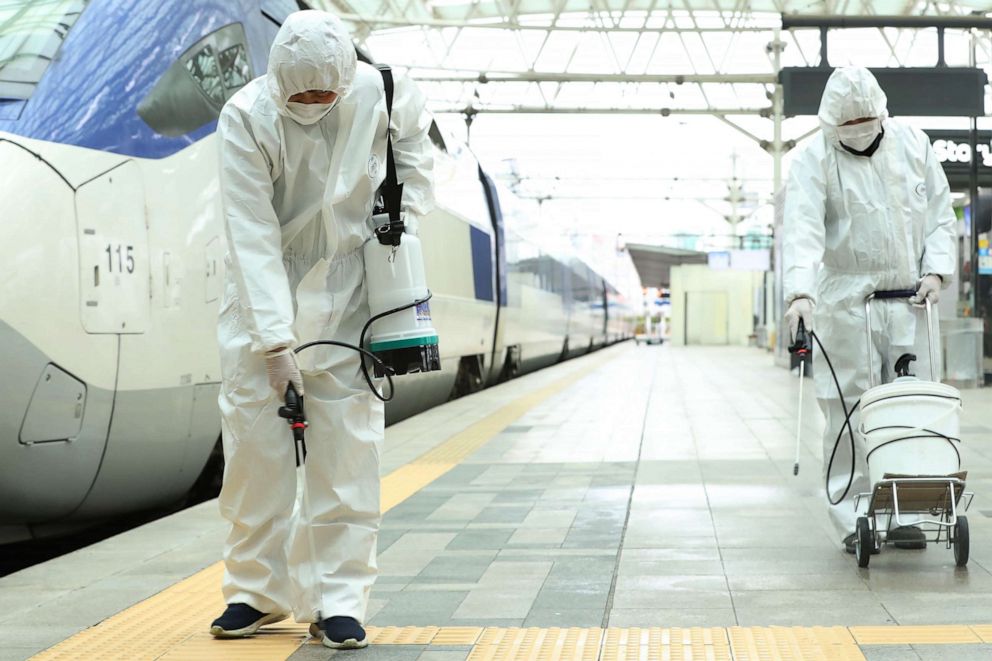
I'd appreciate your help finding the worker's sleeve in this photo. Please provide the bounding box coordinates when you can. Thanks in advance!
[218,107,296,353]
[389,73,435,234]
[920,136,958,287]
[783,146,827,305]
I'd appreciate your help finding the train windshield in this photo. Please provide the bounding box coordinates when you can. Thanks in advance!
[0,0,89,101]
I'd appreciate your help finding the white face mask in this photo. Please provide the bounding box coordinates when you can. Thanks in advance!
[284,99,338,125]
[836,118,881,152]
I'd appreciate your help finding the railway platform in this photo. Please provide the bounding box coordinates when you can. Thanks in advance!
[5,343,992,660]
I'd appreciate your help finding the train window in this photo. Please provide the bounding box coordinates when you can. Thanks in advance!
[219,44,251,89]
[137,23,252,138]
[186,45,224,103]
[0,0,89,101]
[261,0,304,25]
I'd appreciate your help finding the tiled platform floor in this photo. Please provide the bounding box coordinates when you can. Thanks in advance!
[7,344,992,660]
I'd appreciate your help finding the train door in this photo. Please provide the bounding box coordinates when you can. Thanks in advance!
[75,161,150,334]
[479,167,507,382]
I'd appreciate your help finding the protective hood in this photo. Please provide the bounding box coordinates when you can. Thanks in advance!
[266,10,358,124]
[817,67,888,148]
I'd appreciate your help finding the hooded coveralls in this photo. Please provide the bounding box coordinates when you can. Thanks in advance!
[783,67,957,538]
[215,11,434,622]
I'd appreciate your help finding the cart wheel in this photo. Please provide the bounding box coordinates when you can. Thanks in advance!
[856,517,872,568]
[954,516,970,567]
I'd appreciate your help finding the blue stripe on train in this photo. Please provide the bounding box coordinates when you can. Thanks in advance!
[469,225,494,302]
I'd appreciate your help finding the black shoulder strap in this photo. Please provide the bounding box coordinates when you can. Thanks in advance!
[375,64,404,223]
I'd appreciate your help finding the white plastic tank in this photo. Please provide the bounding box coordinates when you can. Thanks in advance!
[860,377,962,487]
[363,222,440,376]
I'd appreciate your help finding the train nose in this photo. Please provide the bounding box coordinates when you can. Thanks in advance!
[0,137,116,528]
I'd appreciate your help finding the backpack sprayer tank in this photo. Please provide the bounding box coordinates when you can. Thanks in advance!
[364,214,440,377]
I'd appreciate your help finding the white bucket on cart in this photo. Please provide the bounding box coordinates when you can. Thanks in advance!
[860,378,962,487]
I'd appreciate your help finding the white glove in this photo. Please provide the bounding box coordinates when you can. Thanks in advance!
[265,347,304,399]
[910,274,942,306]
[785,297,815,342]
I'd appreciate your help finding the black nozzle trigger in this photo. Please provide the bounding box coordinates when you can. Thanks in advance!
[277,382,307,444]
[789,319,812,356]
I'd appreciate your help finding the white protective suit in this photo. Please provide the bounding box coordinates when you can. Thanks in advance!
[783,67,957,538]
[216,11,433,623]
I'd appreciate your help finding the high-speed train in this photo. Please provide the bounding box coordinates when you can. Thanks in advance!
[0,0,638,542]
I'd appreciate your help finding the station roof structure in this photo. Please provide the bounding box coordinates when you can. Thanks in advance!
[313,0,992,259]
[625,243,707,289]
[320,0,992,117]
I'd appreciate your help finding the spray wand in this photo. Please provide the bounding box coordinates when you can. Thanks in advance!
[275,383,324,625]
[788,319,812,476]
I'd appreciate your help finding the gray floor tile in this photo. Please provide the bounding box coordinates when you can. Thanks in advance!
[910,645,992,660]
[0,649,43,661]
[444,618,525,628]
[416,556,494,583]
[523,608,606,627]
[447,529,514,550]
[291,642,424,660]
[875,591,992,624]
[727,573,868,591]
[860,645,921,661]
[472,506,532,524]
[611,588,732,610]
[607,608,739,628]
[454,590,538,619]
[507,528,569,547]
[533,587,610,610]
[370,591,470,627]
[416,651,471,661]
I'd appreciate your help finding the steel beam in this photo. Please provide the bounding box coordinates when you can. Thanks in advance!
[782,14,992,30]
[432,106,770,115]
[415,71,776,84]
[337,12,774,32]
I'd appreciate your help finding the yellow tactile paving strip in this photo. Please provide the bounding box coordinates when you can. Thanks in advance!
[729,627,862,661]
[601,627,731,660]
[30,360,606,661]
[470,627,604,661]
[850,624,983,645]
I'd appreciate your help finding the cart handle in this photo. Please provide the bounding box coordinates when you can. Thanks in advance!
[864,291,937,386]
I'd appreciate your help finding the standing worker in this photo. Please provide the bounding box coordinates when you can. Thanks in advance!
[208,11,434,649]
[783,67,957,554]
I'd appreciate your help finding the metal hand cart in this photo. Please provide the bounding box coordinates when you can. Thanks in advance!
[853,473,973,568]
[851,292,973,569]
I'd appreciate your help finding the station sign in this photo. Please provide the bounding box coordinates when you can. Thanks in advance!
[924,129,992,187]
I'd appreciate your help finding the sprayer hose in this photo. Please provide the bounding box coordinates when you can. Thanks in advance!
[810,331,860,506]
[294,291,434,403]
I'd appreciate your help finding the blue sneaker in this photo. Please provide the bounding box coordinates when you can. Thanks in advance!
[308,616,368,649]
[210,603,287,638]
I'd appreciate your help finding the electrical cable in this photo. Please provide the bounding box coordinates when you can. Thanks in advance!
[293,291,434,403]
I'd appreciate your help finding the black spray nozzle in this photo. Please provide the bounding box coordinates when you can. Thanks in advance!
[277,382,307,442]
[895,353,917,378]
[788,319,812,356]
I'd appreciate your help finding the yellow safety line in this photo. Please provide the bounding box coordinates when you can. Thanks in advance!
[30,357,609,661]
